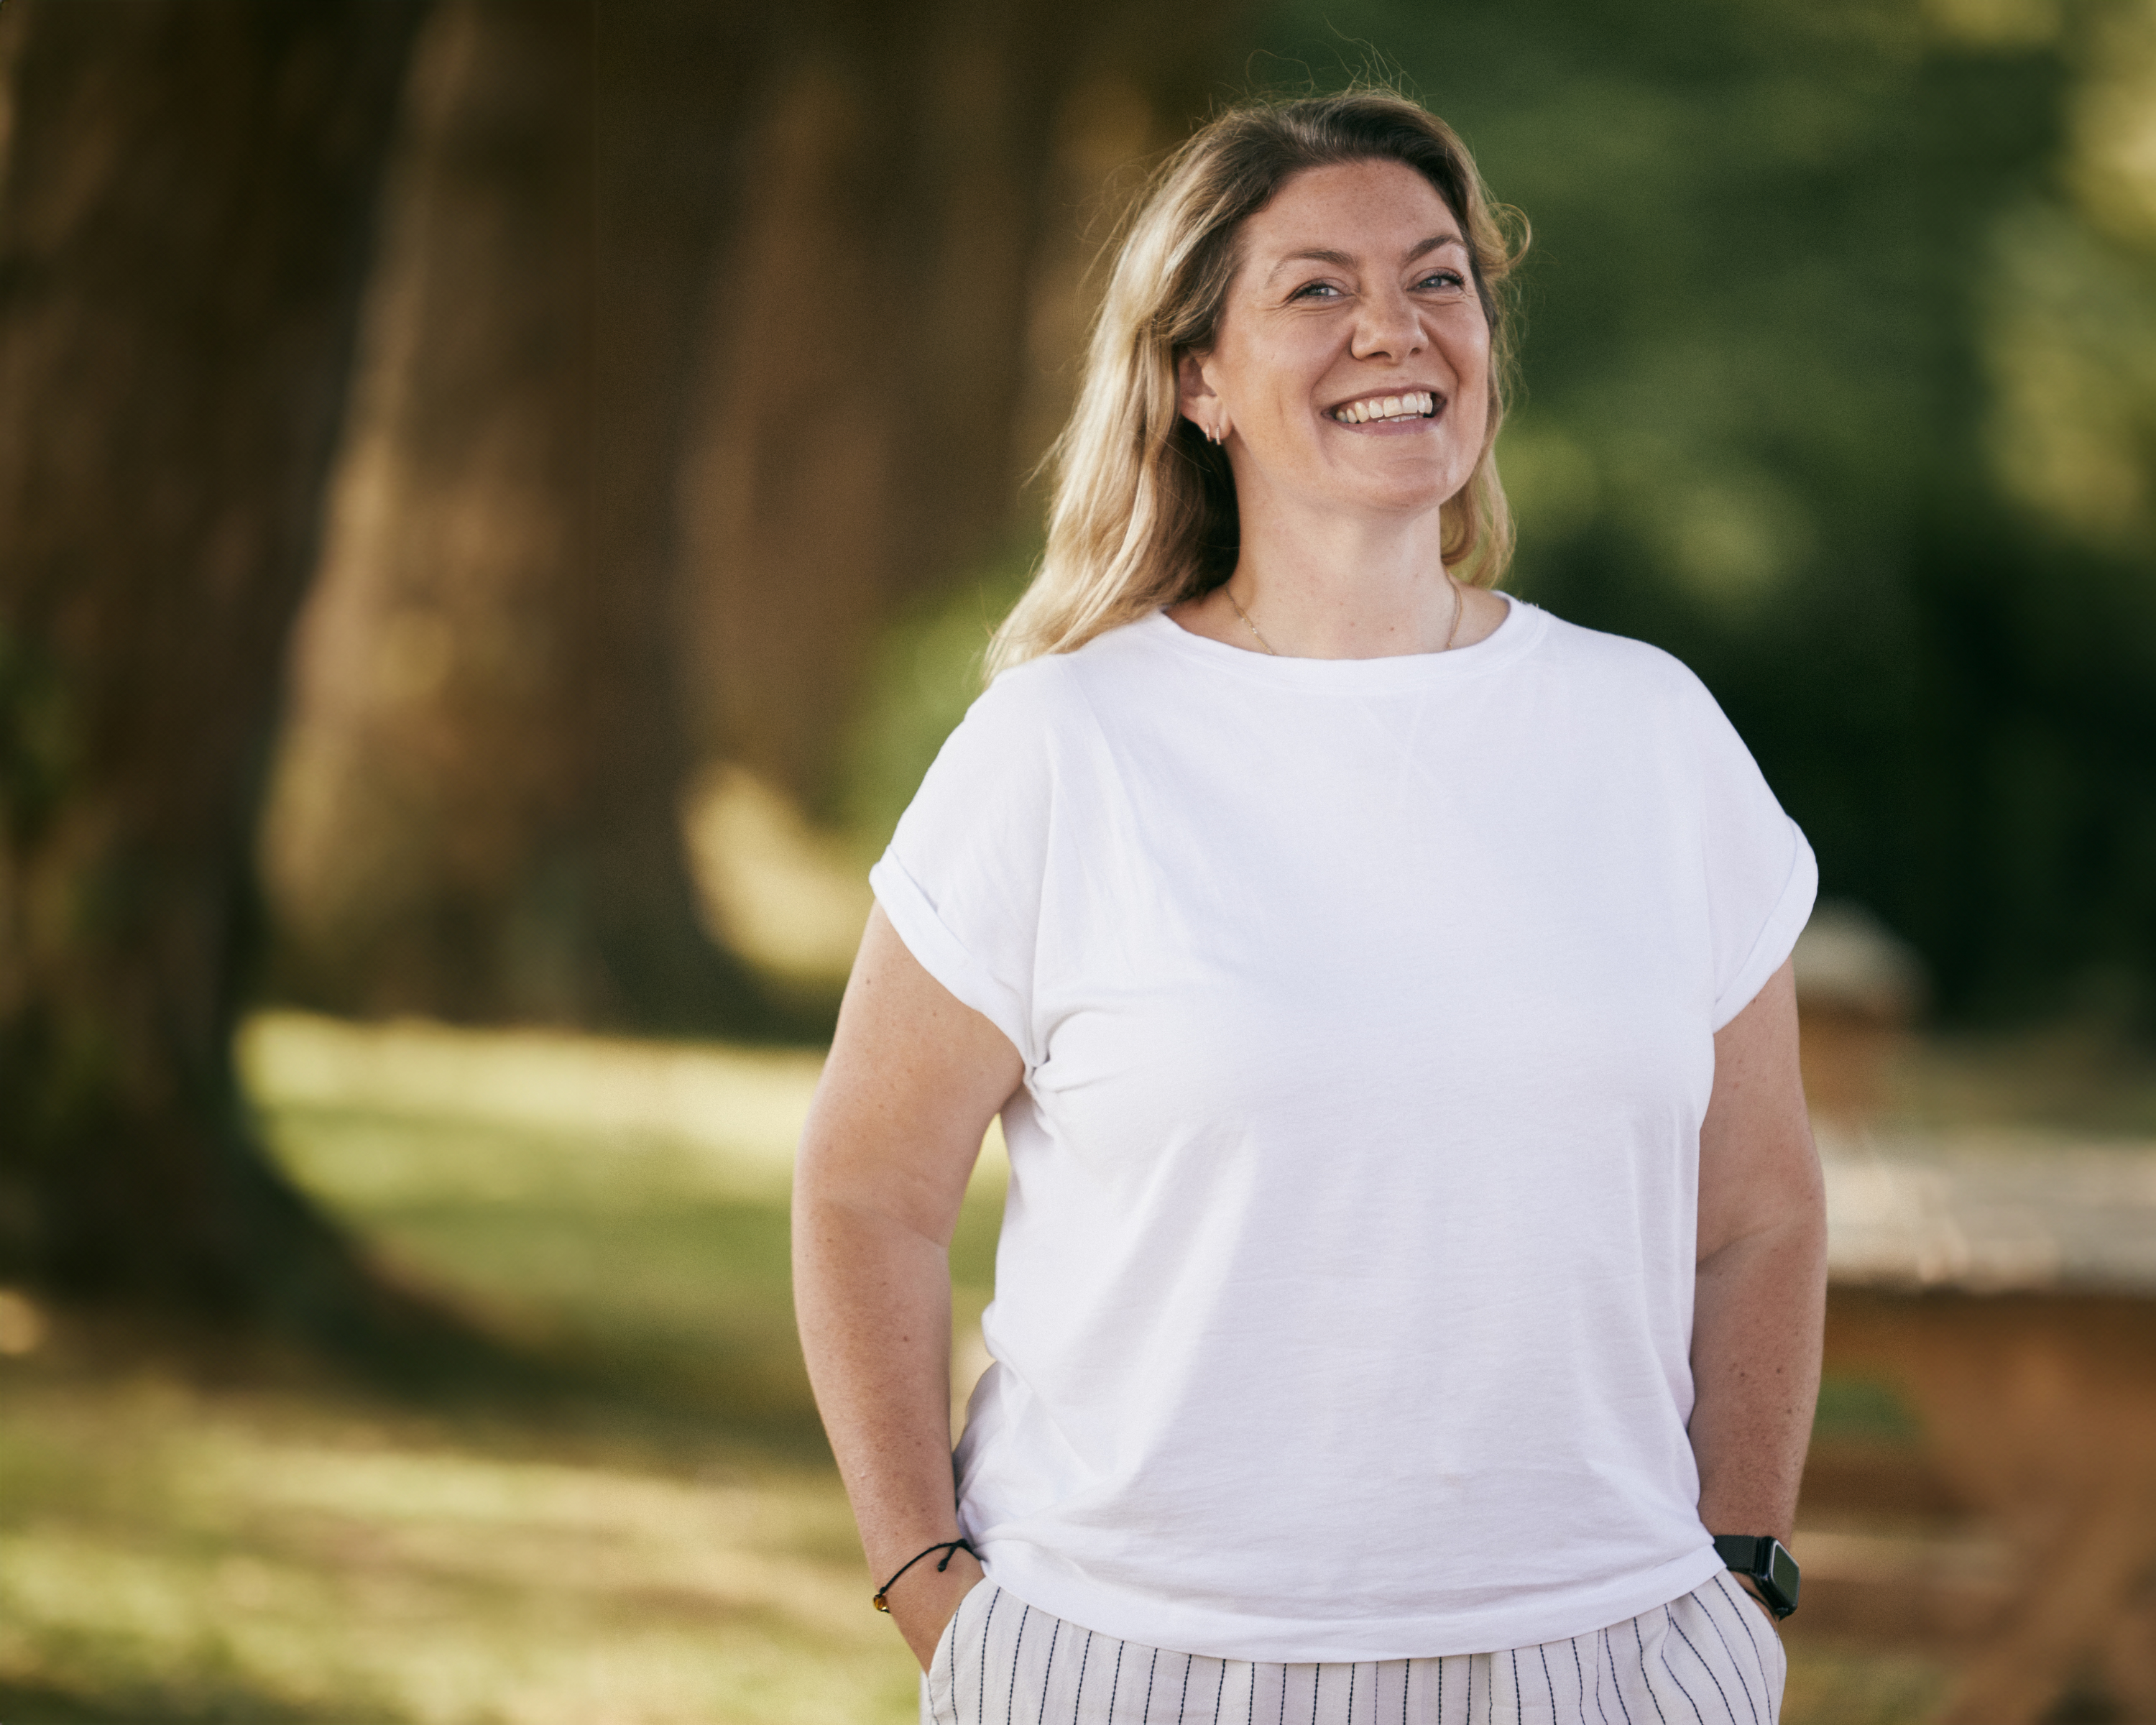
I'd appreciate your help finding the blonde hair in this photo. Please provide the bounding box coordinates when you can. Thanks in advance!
[988,89,1527,677]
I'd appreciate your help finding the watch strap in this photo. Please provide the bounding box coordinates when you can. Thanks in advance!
[1713,1533,1800,1619]
[1711,1533,1767,1571]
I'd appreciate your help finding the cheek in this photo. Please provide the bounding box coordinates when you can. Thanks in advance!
[1451,323,1493,438]
[1462,366,1493,438]
[1457,316,1492,382]
[1215,341,1303,431]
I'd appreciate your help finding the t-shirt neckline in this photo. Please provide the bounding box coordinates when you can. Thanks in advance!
[1136,588,1544,691]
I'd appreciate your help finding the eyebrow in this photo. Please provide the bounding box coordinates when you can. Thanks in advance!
[1265,234,1467,284]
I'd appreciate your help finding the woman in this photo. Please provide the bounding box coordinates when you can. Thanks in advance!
[794,89,1825,1724]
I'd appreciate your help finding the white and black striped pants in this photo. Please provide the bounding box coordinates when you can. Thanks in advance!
[921,1571,1785,1725]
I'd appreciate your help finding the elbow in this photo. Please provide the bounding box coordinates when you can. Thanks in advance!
[1698,1184,1828,1284]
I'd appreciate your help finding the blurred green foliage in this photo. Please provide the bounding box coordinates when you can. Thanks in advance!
[834,549,1036,856]
[1813,1373,1925,1445]
[1251,0,2156,1023]
[844,0,2156,1029]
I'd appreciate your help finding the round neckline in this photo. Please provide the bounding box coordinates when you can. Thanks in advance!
[1137,589,1544,691]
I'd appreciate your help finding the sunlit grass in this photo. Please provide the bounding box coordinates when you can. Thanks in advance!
[0,1012,1963,1721]
[1,1013,1009,1724]
[0,1373,921,1722]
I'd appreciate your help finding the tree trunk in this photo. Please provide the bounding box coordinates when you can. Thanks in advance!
[674,0,1237,804]
[261,0,770,1034]
[0,0,428,1318]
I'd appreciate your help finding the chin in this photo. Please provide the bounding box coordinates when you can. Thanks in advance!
[1348,472,1462,516]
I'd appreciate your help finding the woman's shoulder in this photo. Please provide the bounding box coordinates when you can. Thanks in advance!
[902,625,1156,830]
[1523,608,1783,813]
[969,612,1166,727]
[1525,605,1720,714]
[934,643,1105,781]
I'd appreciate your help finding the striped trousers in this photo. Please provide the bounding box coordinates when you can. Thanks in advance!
[921,1571,1785,1725]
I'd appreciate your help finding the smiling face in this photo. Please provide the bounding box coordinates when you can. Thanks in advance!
[1179,157,1492,523]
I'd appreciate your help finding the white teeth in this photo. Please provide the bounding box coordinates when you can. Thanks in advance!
[1334,391,1434,423]
[1328,392,1432,423]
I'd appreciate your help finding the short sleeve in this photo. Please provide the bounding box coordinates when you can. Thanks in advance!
[1684,678,1818,1031]
[867,666,1061,1067]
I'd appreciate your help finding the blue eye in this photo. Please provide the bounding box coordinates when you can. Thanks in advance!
[1291,281,1341,300]
[1416,270,1468,293]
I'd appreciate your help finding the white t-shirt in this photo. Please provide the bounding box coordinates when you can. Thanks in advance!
[869,594,1816,1662]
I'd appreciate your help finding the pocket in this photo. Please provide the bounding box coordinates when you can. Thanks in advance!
[924,1579,995,1720]
[1710,1570,1787,1703]
[1713,1567,1782,1634]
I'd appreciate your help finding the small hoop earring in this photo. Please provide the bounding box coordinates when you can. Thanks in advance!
[1209,423,1225,446]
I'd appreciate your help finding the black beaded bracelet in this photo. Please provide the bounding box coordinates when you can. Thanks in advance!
[872,1539,976,1612]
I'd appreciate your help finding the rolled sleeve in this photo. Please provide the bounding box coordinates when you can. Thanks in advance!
[870,850,1034,1064]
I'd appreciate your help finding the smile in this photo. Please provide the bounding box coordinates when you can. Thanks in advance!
[1328,390,1437,425]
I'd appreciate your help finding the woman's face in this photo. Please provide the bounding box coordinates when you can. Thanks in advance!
[1180,158,1491,522]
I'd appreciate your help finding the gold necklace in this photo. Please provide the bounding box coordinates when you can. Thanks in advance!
[1224,576,1467,658]
[1224,584,1276,655]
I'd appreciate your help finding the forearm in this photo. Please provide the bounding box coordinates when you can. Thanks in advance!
[795,1193,965,1557]
[1689,1209,1827,1544]
[793,1192,983,1660]
[792,906,1019,1661]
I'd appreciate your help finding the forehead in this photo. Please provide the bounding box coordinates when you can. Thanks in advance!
[1240,159,1462,265]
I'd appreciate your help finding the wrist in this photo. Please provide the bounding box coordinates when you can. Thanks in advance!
[1711,1532,1801,1620]
[883,1547,983,1670]
[872,1537,975,1613]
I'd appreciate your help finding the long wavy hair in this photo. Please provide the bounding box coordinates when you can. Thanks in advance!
[987,89,1527,677]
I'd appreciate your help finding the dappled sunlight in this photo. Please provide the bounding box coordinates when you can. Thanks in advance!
[681,765,873,998]
[0,1016,1014,1723]
[0,1389,922,1724]
[240,1010,1007,1200]
[240,1014,824,1188]
[4,0,2148,1718]
[0,1369,920,1724]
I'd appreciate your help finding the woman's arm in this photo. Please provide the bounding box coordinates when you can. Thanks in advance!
[1691,957,1828,1553]
[793,903,1023,1670]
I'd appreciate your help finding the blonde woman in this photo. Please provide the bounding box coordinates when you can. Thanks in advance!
[795,90,1824,1724]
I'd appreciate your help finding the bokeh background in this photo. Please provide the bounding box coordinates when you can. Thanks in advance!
[3,0,2155,1720]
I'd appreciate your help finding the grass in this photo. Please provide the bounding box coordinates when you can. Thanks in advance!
[0,1375,926,1721]
[0,1011,1992,1722]
[0,1015,1005,1724]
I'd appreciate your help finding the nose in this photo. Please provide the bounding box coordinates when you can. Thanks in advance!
[1350,282,1425,362]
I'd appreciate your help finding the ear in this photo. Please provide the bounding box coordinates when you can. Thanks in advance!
[1177,350,1226,441]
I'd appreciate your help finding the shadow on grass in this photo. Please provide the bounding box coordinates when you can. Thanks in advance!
[37,1195,836,1481]
[1,1053,982,1725]
[68,1282,834,1472]
[331,1214,835,1464]
[123,1099,867,1463]
[239,1094,1009,1464]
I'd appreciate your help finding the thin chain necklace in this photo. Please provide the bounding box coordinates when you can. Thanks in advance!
[1225,575,1467,658]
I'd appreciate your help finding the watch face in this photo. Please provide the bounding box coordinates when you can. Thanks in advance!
[1766,1541,1800,1608]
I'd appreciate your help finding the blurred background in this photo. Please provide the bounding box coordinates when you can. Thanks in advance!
[1,0,2154,1720]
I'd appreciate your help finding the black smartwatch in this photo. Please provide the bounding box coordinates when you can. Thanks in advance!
[1713,1535,1799,1619]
